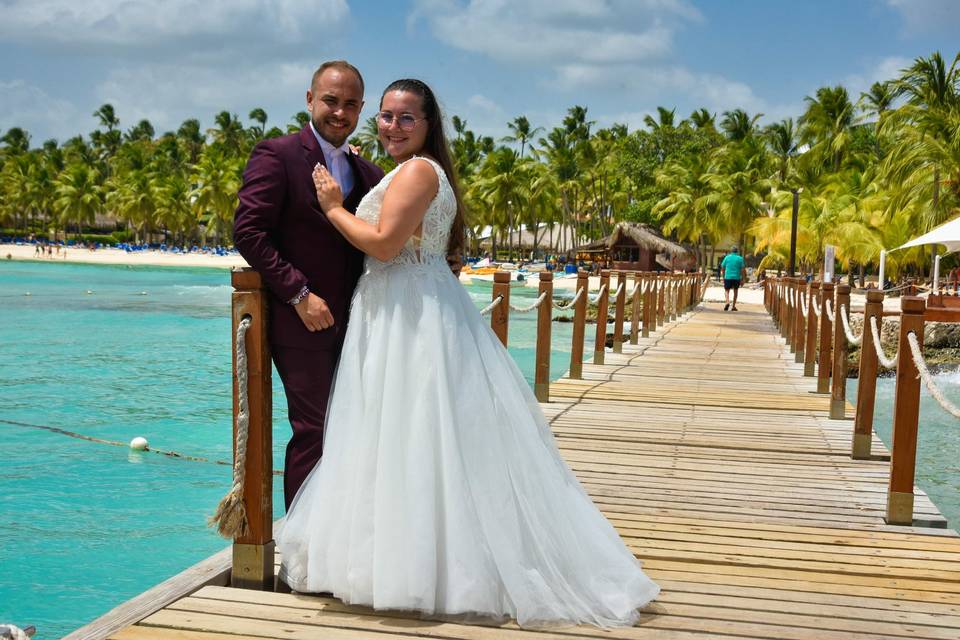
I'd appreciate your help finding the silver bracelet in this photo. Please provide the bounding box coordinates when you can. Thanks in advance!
[288,285,310,305]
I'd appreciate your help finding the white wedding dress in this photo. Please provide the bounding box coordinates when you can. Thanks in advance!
[276,157,659,627]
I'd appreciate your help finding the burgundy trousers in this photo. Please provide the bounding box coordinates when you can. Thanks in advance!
[271,345,340,510]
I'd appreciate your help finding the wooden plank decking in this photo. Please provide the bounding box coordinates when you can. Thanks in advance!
[109,301,960,639]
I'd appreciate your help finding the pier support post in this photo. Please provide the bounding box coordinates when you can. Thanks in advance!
[491,271,511,347]
[230,268,274,591]
[613,270,626,353]
[830,284,851,419]
[817,282,834,393]
[629,271,641,345]
[657,273,666,328]
[641,272,652,339]
[594,269,611,364]
[793,279,806,363]
[804,281,819,377]
[534,272,553,402]
[853,291,884,459]
[569,270,589,379]
[886,297,926,526]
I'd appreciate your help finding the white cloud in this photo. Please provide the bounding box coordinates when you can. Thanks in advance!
[92,60,319,134]
[467,94,502,114]
[412,0,700,66]
[885,0,960,36]
[842,55,912,99]
[0,0,349,48]
[0,80,82,141]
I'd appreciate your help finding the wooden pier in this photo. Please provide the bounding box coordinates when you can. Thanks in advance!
[82,278,960,640]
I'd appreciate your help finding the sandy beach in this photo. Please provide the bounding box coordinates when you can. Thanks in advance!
[4,243,900,311]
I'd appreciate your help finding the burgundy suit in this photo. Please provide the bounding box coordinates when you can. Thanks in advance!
[234,126,384,508]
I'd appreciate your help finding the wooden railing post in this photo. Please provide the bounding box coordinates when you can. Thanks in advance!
[230,268,274,590]
[764,276,770,311]
[613,270,626,353]
[667,274,676,321]
[642,272,653,338]
[804,281,820,377]
[793,279,806,363]
[594,269,611,364]
[786,278,797,349]
[629,271,641,345]
[534,271,553,402]
[830,284,852,419]
[491,271,511,347]
[569,270,589,379]
[780,278,790,339]
[817,281,834,393]
[657,272,666,327]
[886,296,926,526]
[853,290,884,459]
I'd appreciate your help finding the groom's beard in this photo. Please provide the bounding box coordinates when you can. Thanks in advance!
[312,115,353,148]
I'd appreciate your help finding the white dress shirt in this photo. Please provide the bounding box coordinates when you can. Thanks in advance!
[310,122,355,197]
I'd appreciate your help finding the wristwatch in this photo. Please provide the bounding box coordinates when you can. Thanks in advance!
[288,285,310,305]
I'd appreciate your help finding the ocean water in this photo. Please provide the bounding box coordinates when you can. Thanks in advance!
[3,261,958,638]
[0,260,575,638]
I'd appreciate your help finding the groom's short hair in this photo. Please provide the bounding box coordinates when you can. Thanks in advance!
[312,60,365,94]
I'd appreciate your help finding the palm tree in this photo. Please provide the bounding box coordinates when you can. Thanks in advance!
[689,108,716,131]
[352,116,383,158]
[93,104,120,132]
[720,109,762,141]
[55,163,102,239]
[643,107,677,133]
[209,111,245,154]
[1,127,31,156]
[191,147,241,246]
[288,111,310,133]
[248,107,268,141]
[799,86,856,172]
[501,116,543,158]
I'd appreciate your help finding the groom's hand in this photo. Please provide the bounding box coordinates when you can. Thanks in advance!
[294,293,335,332]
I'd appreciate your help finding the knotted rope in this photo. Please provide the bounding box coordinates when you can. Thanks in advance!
[209,316,252,539]
[907,332,960,419]
[840,305,863,346]
[825,298,836,323]
[480,295,504,316]
[552,286,585,311]
[0,625,34,640]
[813,300,822,318]
[509,291,548,313]
[869,316,898,368]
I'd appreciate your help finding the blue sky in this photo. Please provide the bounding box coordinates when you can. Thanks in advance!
[1,0,958,146]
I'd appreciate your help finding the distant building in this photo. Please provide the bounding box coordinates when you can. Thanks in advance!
[572,222,696,272]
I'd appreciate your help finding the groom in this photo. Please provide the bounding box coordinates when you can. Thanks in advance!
[234,60,385,509]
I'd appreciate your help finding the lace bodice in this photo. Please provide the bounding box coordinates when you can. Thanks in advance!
[355,156,456,268]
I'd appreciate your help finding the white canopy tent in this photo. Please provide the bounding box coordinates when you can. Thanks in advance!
[897,216,960,253]
[878,216,960,292]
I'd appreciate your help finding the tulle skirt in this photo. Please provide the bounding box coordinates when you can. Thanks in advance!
[276,261,659,627]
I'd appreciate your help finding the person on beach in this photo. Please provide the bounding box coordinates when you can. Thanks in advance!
[720,246,744,311]
[233,61,386,509]
[275,78,659,627]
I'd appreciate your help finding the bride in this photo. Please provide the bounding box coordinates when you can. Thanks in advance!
[275,78,659,628]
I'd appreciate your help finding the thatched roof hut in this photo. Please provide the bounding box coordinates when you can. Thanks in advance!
[573,222,696,271]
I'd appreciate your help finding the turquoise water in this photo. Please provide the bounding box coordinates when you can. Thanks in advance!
[847,376,960,529]
[4,261,959,637]
[0,260,576,638]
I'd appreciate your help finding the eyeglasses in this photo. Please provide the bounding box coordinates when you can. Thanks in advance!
[377,111,426,131]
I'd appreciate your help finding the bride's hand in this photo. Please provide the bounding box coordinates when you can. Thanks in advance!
[312,164,343,214]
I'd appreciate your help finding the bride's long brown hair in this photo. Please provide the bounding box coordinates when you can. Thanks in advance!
[381,79,466,259]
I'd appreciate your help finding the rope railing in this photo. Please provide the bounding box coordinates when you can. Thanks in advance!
[509,291,548,313]
[210,315,252,539]
[869,315,898,368]
[813,300,822,317]
[907,331,960,419]
[825,298,836,323]
[552,286,585,311]
[480,295,504,317]
[609,282,625,301]
[588,284,608,305]
[840,305,863,346]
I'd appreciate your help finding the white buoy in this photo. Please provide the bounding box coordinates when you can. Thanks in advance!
[85,290,94,295]
[130,436,149,451]
[139,291,147,295]
[24,292,31,296]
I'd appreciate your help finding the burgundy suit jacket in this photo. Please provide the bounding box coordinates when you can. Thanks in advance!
[234,127,385,351]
